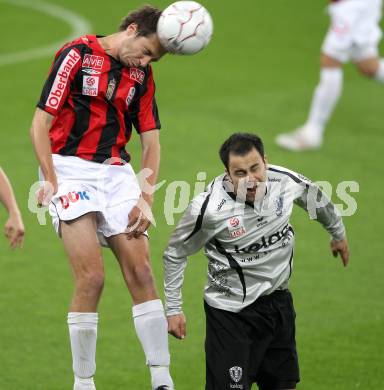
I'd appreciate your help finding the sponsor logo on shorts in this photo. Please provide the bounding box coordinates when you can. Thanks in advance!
[333,21,349,35]
[126,86,136,106]
[46,49,81,110]
[227,217,246,238]
[129,68,145,84]
[229,366,243,388]
[82,54,104,70]
[82,76,99,96]
[59,191,90,209]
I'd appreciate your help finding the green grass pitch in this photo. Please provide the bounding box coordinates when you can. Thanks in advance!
[0,0,383,388]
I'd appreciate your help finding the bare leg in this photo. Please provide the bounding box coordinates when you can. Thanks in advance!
[276,53,343,151]
[61,213,103,390]
[107,234,173,390]
[356,56,381,78]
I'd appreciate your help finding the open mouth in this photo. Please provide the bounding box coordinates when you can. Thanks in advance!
[247,183,258,192]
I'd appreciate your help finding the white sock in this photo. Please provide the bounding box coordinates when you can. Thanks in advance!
[305,67,343,138]
[132,299,173,389]
[68,312,98,379]
[374,59,384,82]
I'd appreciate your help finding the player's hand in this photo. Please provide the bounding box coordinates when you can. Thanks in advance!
[167,313,186,340]
[330,238,349,267]
[126,196,153,239]
[4,211,25,249]
[36,178,57,207]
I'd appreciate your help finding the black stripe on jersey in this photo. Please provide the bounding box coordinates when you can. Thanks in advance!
[131,74,148,132]
[267,167,308,187]
[184,192,211,242]
[125,80,141,136]
[214,239,247,302]
[94,64,123,162]
[151,95,161,129]
[288,249,294,279]
[60,45,93,156]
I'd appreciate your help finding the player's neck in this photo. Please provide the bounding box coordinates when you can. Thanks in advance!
[98,34,120,59]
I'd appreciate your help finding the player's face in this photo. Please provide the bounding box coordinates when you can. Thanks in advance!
[227,148,267,202]
[118,24,166,67]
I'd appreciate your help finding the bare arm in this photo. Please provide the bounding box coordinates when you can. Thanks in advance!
[126,129,160,238]
[0,168,24,248]
[29,108,57,206]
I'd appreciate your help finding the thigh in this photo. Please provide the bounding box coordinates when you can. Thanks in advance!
[61,212,104,277]
[256,292,299,390]
[205,302,252,390]
[355,55,380,75]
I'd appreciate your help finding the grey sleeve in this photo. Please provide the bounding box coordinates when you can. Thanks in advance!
[163,193,213,316]
[294,179,346,241]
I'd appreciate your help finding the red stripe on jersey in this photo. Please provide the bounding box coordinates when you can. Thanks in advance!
[49,95,77,152]
[137,67,158,132]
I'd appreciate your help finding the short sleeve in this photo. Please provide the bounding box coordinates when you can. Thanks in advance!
[37,46,83,116]
[132,66,161,133]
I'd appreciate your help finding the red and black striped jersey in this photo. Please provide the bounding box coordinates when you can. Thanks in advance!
[37,35,160,164]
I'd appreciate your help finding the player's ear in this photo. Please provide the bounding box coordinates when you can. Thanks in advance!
[126,23,138,36]
[263,154,268,165]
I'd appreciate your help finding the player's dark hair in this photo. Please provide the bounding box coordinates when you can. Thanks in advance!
[119,5,162,36]
[219,133,265,169]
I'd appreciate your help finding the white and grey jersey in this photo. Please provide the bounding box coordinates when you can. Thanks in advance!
[163,164,346,315]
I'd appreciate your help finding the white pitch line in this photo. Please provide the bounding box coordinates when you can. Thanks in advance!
[0,0,92,66]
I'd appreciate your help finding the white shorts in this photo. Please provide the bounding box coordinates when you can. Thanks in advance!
[40,154,141,247]
[322,0,382,63]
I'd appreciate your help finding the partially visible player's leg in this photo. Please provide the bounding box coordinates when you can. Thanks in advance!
[353,0,384,81]
[276,0,354,151]
[256,291,299,390]
[61,212,104,390]
[204,302,257,390]
[355,55,384,82]
[275,53,343,151]
[107,234,173,390]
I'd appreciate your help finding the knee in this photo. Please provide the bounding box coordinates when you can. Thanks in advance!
[357,63,378,78]
[76,269,105,295]
[320,53,342,68]
[130,260,155,287]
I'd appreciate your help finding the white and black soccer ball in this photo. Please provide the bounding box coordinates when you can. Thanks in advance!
[157,1,213,55]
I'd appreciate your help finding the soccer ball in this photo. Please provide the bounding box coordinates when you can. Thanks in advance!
[157,1,213,55]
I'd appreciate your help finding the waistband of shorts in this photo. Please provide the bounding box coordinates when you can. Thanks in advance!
[52,154,133,169]
[250,289,290,306]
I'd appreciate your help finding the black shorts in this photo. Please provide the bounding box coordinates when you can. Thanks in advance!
[204,290,300,390]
